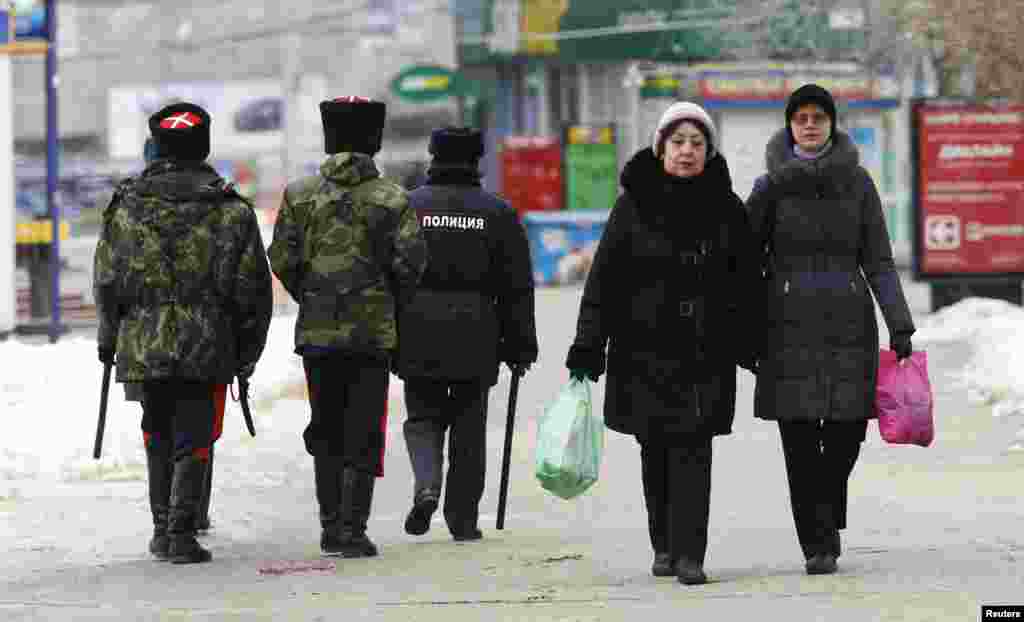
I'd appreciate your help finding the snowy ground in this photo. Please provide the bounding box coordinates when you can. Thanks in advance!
[4,295,1023,495]
[3,284,1024,620]
[0,314,406,499]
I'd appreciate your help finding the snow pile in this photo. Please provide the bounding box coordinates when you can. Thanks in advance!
[914,297,1024,449]
[0,314,398,493]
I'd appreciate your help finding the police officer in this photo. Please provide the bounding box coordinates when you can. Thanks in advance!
[93,102,274,564]
[268,96,428,558]
[394,127,538,541]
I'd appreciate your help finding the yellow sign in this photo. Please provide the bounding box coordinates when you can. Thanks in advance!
[522,0,569,55]
[16,220,71,244]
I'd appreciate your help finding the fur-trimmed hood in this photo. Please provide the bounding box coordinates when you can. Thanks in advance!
[620,147,735,214]
[764,128,860,187]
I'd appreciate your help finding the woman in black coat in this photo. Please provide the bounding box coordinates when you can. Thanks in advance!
[566,102,757,586]
[746,84,916,575]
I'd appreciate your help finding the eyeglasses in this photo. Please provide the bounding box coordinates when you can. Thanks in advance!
[792,113,830,127]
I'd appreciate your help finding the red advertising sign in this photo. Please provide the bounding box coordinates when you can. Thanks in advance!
[500,136,563,215]
[914,102,1024,276]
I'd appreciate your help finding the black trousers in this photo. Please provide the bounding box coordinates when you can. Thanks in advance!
[302,354,388,475]
[141,381,216,462]
[403,378,488,529]
[638,436,714,566]
[778,420,866,559]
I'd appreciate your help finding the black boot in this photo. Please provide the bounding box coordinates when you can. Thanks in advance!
[805,503,838,574]
[167,455,213,564]
[339,468,378,558]
[805,553,838,575]
[404,487,439,536]
[196,445,214,533]
[676,559,708,585]
[830,529,842,559]
[315,455,346,556]
[145,444,173,560]
[651,553,674,577]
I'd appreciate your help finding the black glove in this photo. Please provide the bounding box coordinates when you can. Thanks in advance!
[565,344,605,382]
[98,347,115,365]
[505,360,531,377]
[890,333,913,362]
[237,362,256,381]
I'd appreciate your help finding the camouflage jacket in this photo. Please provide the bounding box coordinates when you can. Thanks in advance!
[93,160,274,383]
[268,153,427,356]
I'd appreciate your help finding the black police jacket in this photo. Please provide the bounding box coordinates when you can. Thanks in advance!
[394,165,538,385]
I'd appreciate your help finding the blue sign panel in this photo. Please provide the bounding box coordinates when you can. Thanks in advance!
[14,1,46,40]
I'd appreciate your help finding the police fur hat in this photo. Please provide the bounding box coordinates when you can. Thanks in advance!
[148,102,211,161]
[320,96,387,156]
[429,126,485,163]
[785,83,837,140]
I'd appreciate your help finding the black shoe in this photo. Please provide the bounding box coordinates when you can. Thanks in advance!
[451,526,483,542]
[651,553,674,577]
[338,532,379,558]
[830,530,842,559]
[320,523,347,557]
[404,491,439,536]
[149,533,170,561]
[676,560,708,585]
[168,534,213,564]
[805,553,838,575]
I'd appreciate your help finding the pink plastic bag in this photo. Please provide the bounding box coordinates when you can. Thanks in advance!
[876,349,935,447]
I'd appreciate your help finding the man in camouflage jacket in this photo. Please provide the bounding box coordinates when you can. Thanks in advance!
[93,102,273,564]
[268,96,427,558]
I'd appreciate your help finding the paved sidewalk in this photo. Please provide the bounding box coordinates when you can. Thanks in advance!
[4,278,1022,621]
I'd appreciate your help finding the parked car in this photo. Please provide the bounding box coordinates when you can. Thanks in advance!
[234,97,282,133]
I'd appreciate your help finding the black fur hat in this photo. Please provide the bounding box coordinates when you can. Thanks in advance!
[148,102,211,161]
[320,96,387,155]
[428,127,484,163]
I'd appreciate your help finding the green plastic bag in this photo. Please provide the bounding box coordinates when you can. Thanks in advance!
[534,378,604,500]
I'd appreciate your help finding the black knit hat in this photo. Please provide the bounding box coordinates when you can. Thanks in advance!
[428,127,484,163]
[785,84,837,140]
[320,96,387,155]
[148,102,211,162]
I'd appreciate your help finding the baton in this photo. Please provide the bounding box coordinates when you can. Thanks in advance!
[93,362,112,460]
[496,365,522,530]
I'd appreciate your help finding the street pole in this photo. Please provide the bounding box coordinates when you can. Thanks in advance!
[45,0,60,343]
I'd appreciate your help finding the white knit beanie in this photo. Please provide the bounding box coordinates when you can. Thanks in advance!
[652,102,717,158]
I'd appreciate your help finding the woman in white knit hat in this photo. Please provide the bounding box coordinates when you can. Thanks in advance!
[565,101,759,585]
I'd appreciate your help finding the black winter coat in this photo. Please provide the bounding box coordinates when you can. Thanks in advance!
[394,165,538,386]
[568,149,757,441]
[746,130,915,423]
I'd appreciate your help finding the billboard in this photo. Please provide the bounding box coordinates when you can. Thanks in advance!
[912,100,1024,278]
[108,81,285,160]
[499,136,562,214]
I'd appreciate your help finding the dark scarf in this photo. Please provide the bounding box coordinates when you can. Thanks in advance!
[425,162,482,187]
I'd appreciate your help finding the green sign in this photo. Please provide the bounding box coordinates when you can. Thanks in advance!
[563,125,618,211]
[390,65,460,102]
[456,0,865,65]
